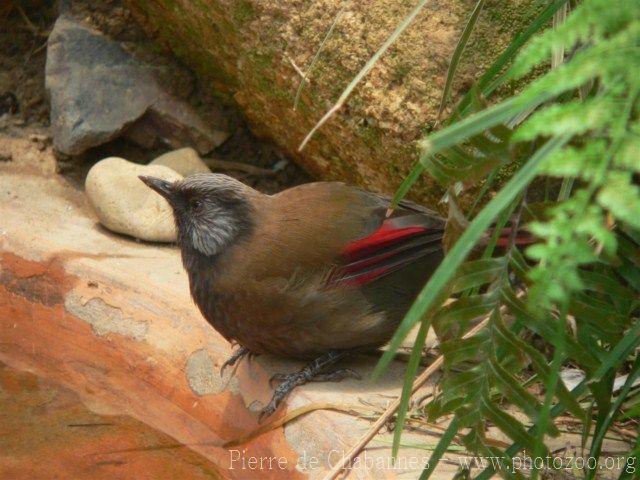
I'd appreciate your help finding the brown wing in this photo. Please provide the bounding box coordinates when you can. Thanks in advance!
[209,182,444,358]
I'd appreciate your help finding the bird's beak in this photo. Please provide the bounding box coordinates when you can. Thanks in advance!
[139,175,175,200]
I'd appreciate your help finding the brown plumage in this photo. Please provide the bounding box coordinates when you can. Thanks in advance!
[140,173,445,418]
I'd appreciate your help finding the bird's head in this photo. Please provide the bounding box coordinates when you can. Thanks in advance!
[139,173,256,257]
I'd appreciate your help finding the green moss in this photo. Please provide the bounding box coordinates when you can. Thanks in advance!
[233,0,255,25]
[268,84,291,101]
[242,50,293,101]
[357,122,383,149]
[347,94,365,110]
[294,97,312,115]
[248,71,288,101]
[156,0,178,9]
[387,162,401,176]
[392,62,412,82]
[249,51,273,69]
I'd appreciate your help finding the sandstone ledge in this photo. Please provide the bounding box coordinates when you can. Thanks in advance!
[0,150,448,479]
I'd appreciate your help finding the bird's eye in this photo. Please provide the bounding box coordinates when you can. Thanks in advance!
[190,199,202,210]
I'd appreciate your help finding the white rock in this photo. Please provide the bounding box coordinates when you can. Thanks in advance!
[85,157,182,242]
[150,147,210,177]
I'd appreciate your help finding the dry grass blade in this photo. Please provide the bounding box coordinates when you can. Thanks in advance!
[293,6,345,111]
[298,0,431,151]
[436,0,486,123]
[322,317,490,480]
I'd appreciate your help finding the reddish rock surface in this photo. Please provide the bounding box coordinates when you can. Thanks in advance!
[0,136,449,479]
[0,364,224,480]
[0,136,630,479]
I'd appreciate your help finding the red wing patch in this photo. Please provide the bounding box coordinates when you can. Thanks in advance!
[342,225,428,261]
[330,220,534,287]
[330,220,443,287]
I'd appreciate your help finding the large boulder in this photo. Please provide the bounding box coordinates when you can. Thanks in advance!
[45,15,229,155]
[125,0,535,206]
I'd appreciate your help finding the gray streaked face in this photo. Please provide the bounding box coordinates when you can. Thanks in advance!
[140,173,255,257]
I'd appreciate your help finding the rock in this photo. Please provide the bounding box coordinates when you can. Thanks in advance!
[85,157,181,242]
[45,15,228,156]
[150,148,210,177]
[3,164,463,480]
[125,98,229,155]
[126,0,537,207]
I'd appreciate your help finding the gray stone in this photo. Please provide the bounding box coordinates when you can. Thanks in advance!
[65,295,149,341]
[150,147,210,177]
[185,348,238,395]
[85,157,181,242]
[45,16,228,155]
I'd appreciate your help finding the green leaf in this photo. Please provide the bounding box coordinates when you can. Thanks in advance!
[475,319,640,480]
[433,295,497,336]
[418,416,461,479]
[579,270,636,300]
[391,316,430,458]
[539,142,607,179]
[374,134,571,378]
[514,97,616,142]
[456,0,570,114]
[617,433,640,480]
[440,334,489,369]
[437,0,487,121]
[480,387,538,454]
[448,258,507,293]
[487,355,559,436]
[598,172,640,229]
[532,308,566,478]
[586,356,640,480]
[492,311,586,420]
[509,0,639,79]
[419,96,536,158]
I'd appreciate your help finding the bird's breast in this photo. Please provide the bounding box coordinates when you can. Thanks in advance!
[186,264,238,342]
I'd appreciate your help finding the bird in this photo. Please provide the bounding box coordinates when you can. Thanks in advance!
[138,173,502,420]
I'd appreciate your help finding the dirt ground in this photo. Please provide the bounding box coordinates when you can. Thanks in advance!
[0,0,310,191]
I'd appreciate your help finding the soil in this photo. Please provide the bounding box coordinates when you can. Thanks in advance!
[0,0,310,193]
[0,1,51,129]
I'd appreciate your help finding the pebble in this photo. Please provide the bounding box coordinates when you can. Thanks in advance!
[85,157,181,242]
[150,147,210,177]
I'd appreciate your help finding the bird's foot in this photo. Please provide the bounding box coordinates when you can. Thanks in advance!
[259,351,355,422]
[312,368,361,383]
[220,346,257,376]
[269,368,360,387]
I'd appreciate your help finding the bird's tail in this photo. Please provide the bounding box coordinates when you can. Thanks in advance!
[329,214,534,287]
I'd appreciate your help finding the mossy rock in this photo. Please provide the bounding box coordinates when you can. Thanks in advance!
[126,0,539,209]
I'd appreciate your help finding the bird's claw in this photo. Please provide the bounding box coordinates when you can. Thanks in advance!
[220,346,251,376]
[259,371,306,422]
[260,354,360,422]
[268,372,288,388]
[258,400,279,423]
[268,367,360,388]
[313,367,361,382]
